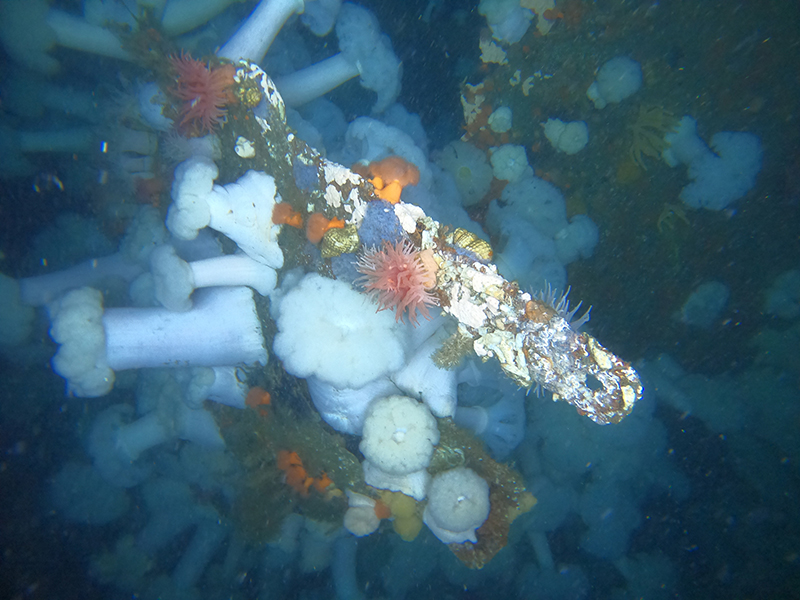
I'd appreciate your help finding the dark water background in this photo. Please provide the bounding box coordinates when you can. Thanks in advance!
[1,1,799,599]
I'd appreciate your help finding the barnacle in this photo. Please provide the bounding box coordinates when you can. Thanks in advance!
[321,224,360,258]
[452,228,493,260]
[432,328,475,370]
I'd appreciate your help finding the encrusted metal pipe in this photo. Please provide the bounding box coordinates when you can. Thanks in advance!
[229,60,642,424]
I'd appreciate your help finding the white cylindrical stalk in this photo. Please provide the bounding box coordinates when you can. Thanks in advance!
[205,366,248,408]
[528,530,555,572]
[104,286,266,370]
[46,10,131,60]
[453,405,489,435]
[275,53,360,107]
[115,411,172,461]
[20,253,142,306]
[217,0,305,63]
[190,254,277,296]
[18,128,95,154]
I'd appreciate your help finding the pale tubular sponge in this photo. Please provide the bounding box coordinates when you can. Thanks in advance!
[359,395,440,501]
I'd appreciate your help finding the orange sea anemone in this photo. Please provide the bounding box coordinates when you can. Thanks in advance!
[246,386,271,407]
[170,53,236,135]
[286,468,313,496]
[312,472,334,493]
[277,450,311,496]
[277,450,303,470]
[356,239,438,325]
[543,8,564,21]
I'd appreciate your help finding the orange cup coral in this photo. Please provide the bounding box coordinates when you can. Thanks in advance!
[272,202,304,228]
[276,450,335,497]
[306,213,345,244]
[245,386,271,416]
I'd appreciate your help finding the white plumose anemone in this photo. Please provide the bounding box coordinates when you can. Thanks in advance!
[423,467,490,544]
[167,156,284,269]
[343,490,381,537]
[273,274,407,390]
[436,140,493,207]
[273,274,410,434]
[542,118,589,155]
[306,375,399,435]
[359,395,440,500]
[586,56,642,109]
[272,274,459,433]
[391,325,458,418]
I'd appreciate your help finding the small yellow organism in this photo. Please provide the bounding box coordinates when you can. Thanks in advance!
[657,203,690,234]
[379,490,423,542]
[629,105,678,170]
